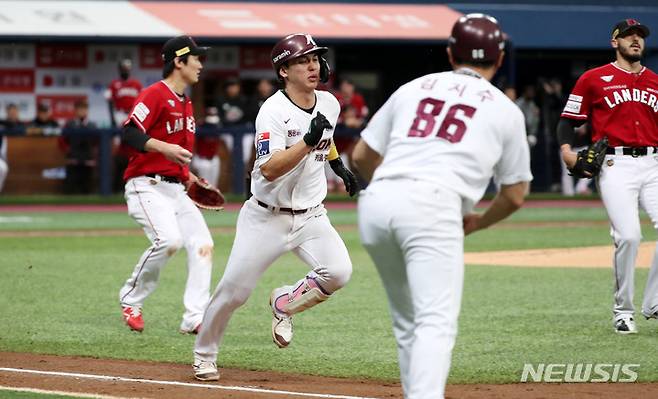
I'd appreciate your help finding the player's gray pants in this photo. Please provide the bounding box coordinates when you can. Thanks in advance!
[119,176,214,330]
[598,154,658,320]
[194,198,352,362]
[358,179,464,399]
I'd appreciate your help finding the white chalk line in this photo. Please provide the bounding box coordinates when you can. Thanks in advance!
[0,385,134,398]
[0,367,379,399]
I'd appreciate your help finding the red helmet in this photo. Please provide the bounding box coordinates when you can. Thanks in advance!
[271,33,329,82]
[449,13,505,64]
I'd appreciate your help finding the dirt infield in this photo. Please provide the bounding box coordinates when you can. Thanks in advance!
[465,242,656,268]
[1,352,656,399]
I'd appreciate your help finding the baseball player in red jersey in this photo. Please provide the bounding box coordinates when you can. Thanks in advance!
[559,19,658,334]
[118,36,214,334]
[107,59,143,192]
[108,59,143,127]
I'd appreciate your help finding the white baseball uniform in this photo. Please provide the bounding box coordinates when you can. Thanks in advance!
[358,68,532,398]
[119,81,214,333]
[194,89,352,362]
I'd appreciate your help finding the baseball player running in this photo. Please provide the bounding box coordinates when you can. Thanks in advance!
[118,36,214,334]
[352,15,532,398]
[558,19,658,334]
[192,33,357,381]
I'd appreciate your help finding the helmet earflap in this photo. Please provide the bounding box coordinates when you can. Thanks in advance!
[319,56,330,83]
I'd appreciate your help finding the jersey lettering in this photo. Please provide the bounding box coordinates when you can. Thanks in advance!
[166,117,186,134]
[407,97,477,143]
[603,88,658,112]
[315,138,331,151]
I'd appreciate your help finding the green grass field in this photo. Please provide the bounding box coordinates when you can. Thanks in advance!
[1,204,657,385]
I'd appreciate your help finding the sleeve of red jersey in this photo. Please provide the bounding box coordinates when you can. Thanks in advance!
[125,89,162,133]
[561,73,590,120]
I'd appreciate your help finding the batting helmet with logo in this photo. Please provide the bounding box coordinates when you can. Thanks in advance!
[449,13,505,64]
[271,33,330,83]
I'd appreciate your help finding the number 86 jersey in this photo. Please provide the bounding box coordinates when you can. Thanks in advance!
[360,68,533,212]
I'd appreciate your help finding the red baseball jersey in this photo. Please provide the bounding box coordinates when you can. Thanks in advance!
[123,81,195,181]
[194,135,221,159]
[561,62,658,146]
[109,78,142,113]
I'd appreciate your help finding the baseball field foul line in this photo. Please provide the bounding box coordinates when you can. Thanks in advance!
[0,367,379,399]
[0,385,132,399]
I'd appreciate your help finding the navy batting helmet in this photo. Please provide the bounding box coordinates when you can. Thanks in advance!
[449,13,505,64]
[271,33,330,83]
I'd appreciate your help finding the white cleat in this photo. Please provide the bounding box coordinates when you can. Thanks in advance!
[193,358,220,381]
[614,316,638,335]
[270,287,294,348]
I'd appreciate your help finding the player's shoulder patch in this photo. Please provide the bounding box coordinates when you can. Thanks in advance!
[132,102,150,122]
[256,132,270,158]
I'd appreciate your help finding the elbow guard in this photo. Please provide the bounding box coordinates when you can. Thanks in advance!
[121,122,150,152]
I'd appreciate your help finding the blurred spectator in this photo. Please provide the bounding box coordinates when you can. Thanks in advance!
[27,103,59,136]
[60,100,98,194]
[245,78,276,178]
[541,78,568,192]
[515,84,540,148]
[191,106,222,187]
[107,59,142,193]
[503,84,517,101]
[216,76,253,171]
[216,76,248,126]
[335,78,368,126]
[331,78,367,192]
[0,103,21,192]
[246,78,276,123]
[0,103,23,130]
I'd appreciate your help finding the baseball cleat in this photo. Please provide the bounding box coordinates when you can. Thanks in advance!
[614,316,638,335]
[122,306,144,332]
[180,322,202,335]
[193,358,219,381]
[270,288,294,348]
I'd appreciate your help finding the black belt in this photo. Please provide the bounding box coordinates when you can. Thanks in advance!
[606,147,658,157]
[145,173,181,184]
[256,199,314,215]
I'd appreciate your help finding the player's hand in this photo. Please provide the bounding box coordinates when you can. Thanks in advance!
[329,158,359,196]
[463,213,482,235]
[163,143,193,166]
[304,112,332,147]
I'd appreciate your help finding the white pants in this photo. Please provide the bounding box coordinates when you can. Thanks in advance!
[191,155,220,188]
[560,147,591,196]
[0,137,7,192]
[598,154,658,320]
[221,133,255,165]
[120,175,214,330]
[194,197,352,362]
[358,179,464,399]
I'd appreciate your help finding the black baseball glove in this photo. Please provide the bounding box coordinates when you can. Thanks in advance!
[329,157,359,197]
[304,112,332,147]
[569,137,608,179]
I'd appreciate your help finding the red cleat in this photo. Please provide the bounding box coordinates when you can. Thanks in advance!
[122,306,144,332]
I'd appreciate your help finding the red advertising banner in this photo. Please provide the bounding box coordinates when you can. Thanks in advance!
[0,69,35,92]
[133,2,461,40]
[36,94,88,120]
[36,44,87,68]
